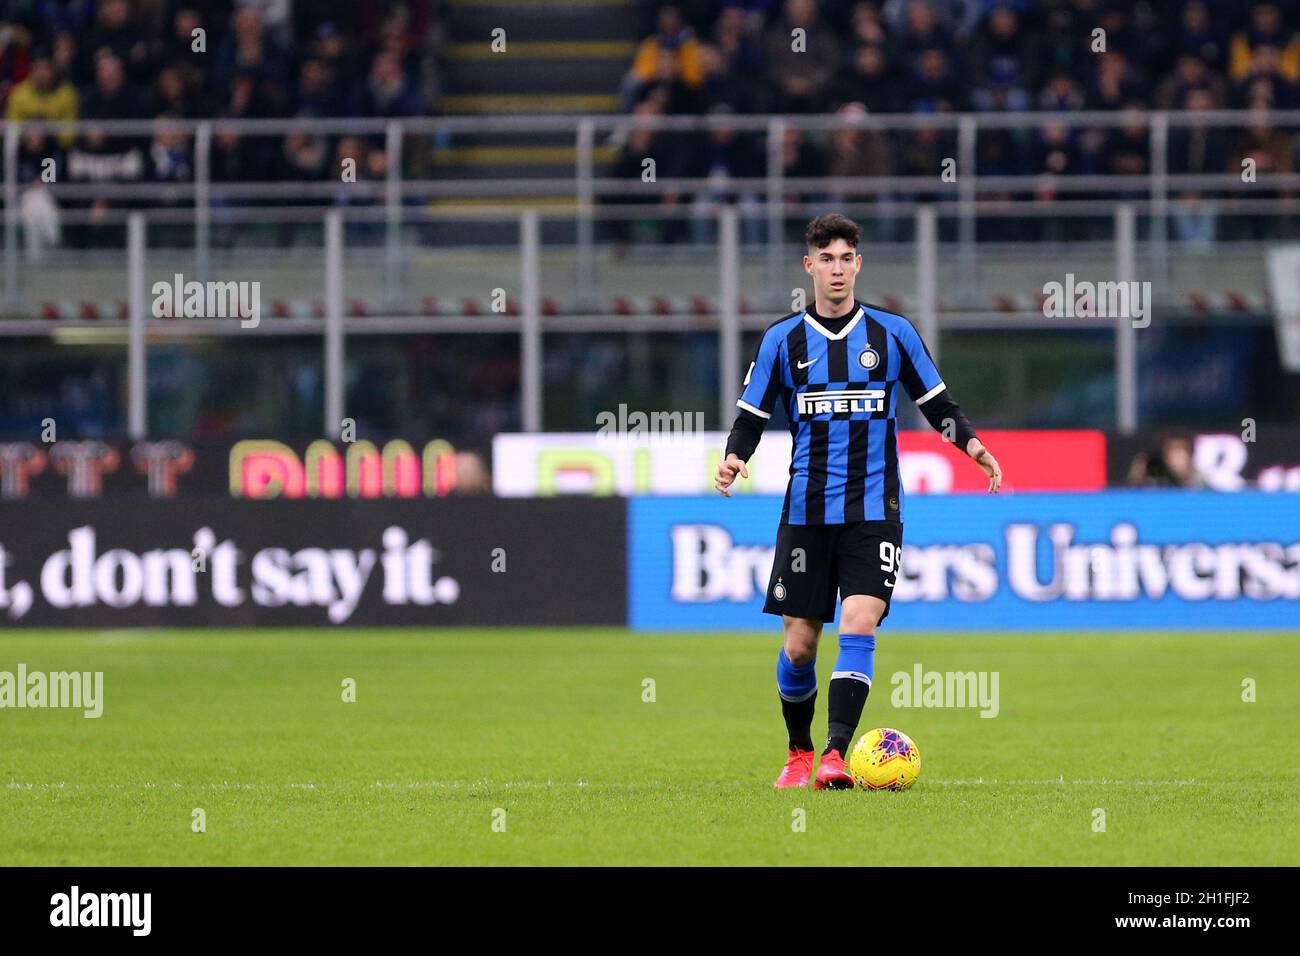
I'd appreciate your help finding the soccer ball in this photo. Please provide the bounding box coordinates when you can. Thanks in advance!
[849,728,921,791]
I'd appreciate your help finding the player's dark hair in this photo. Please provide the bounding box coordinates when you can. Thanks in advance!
[805,213,861,251]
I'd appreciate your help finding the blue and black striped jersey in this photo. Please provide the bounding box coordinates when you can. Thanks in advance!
[732,300,955,525]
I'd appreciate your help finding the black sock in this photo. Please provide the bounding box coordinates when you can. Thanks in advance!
[823,678,870,757]
[781,690,816,751]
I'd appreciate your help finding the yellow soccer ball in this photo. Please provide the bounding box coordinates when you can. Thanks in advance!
[849,727,921,791]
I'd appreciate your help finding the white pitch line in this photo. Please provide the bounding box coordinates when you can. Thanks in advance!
[919,778,1205,786]
[5,777,1218,791]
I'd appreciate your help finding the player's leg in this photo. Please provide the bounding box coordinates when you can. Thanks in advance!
[813,593,887,789]
[772,614,826,788]
[764,522,838,787]
[777,613,822,752]
[824,593,887,759]
[813,522,899,789]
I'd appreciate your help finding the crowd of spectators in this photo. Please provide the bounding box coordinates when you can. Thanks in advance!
[613,0,1300,243]
[1,0,442,249]
[3,0,1300,251]
[3,2,1295,444]
[624,0,1300,116]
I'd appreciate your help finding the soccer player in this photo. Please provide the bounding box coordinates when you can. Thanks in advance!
[715,213,1003,789]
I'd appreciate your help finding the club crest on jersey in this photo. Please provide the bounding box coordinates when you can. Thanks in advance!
[857,347,880,371]
[796,388,886,416]
[773,580,787,601]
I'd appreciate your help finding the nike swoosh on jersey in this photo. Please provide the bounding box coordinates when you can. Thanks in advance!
[796,358,819,369]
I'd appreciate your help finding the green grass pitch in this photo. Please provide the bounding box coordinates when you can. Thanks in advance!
[1,628,1296,866]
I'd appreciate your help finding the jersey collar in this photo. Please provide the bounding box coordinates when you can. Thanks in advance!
[802,304,864,341]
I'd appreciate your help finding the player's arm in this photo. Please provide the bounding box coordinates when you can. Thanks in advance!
[896,321,1003,493]
[716,328,781,497]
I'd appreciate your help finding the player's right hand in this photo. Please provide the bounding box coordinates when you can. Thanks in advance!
[715,453,749,497]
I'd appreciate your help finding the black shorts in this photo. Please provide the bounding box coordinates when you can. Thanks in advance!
[762,520,903,624]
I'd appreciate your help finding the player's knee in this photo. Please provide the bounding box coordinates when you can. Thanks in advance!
[840,614,876,636]
[840,596,884,635]
[782,617,820,664]
[783,632,817,665]
[784,641,815,666]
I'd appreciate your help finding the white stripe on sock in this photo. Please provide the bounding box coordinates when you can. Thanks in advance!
[830,671,872,686]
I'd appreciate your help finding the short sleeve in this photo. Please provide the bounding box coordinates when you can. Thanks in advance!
[736,326,783,419]
[895,320,945,405]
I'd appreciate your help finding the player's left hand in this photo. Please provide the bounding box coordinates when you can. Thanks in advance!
[966,439,1002,493]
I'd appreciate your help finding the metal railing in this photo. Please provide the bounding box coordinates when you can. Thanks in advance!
[88,201,1143,440]
[4,110,1296,439]
[5,109,1300,307]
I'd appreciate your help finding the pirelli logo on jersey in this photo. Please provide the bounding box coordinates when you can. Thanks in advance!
[796,388,886,417]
